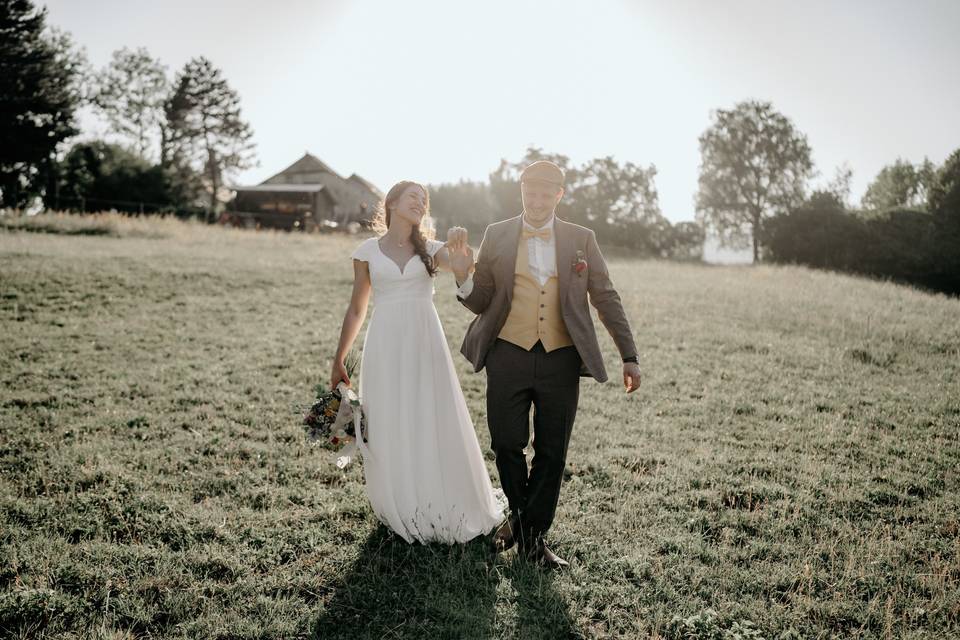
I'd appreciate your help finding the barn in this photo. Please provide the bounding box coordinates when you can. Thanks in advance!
[226,153,382,231]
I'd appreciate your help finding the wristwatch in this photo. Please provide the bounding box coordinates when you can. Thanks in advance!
[622,355,639,364]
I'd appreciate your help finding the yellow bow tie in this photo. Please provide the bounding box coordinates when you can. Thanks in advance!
[521,227,552,241]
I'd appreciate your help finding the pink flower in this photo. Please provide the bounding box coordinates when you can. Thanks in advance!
[573,250,587,276]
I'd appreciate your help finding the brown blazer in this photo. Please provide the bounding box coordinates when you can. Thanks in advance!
[457,213,638,383]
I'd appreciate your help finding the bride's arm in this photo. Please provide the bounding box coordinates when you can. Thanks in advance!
[330,259,371,390]
[431,245,451,271]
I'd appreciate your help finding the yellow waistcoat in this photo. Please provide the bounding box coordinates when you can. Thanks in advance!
[497,236,574,352]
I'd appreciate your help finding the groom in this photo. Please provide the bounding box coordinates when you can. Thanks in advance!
[447,160,641,568]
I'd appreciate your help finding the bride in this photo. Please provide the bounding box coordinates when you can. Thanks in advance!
[329,180,508,544]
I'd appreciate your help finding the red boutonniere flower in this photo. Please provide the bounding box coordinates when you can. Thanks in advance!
[573,250,587,276]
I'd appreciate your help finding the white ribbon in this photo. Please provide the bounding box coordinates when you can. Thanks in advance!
[331,382,370,470]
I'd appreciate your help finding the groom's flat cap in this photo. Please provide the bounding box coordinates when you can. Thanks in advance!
[520,160,565,188]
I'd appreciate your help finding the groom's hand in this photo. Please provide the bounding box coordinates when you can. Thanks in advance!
[446,226,467,253]
[623,362,641,393]
[446,226,475,283]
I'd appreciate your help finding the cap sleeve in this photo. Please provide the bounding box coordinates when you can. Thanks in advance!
[350,237,377,262]
[426,238,445,257]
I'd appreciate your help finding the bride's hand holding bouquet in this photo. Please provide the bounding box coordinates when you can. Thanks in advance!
[303,349,368,469]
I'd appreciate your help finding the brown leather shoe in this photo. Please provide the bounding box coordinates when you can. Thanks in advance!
[520,538,569,569]
[537,542,569,569]
[491,514,521,553]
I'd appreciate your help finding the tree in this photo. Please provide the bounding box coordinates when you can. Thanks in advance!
[53,140,173,213]
[165,57,256,221]
[823,163,853,207]
[46,26,93,104]
[927,149,960,216]
[665,221,705,261]
[927,148,960,294]
[570,157,659,225]
[695,100,814,262]
[427,180,498,238]
[805,190,845,211]
[805,165,852,211]
[916,158,939,207]
[860,157,936,212]
[486,146,672,254]
[0,0,84,208]
[93,47,169,161]
[567,156,667,252]
[803,164,853,212]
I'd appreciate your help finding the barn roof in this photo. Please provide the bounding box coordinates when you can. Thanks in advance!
[230,153,382,220]
[264,153,340,182]
[232,184,327,193]
[347,173,383,198]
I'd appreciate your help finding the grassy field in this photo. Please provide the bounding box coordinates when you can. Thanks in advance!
[1,213,958,639]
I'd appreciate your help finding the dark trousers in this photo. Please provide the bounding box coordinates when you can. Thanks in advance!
[484,337,581,540]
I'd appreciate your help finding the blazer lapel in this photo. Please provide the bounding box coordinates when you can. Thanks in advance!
[501,214,523,307]
[554,215,574,303]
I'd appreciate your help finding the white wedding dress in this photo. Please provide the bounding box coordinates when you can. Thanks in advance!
[349,235,508,544]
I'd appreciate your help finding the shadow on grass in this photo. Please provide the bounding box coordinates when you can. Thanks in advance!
[501,554,578,639]
[311,525,577,639]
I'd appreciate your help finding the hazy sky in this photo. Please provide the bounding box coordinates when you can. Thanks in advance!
[43,0,960,222]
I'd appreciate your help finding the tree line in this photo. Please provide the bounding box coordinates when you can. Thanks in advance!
[692,99,959,294]
[3,0,957,292]
[0,0,256,221]
[761,152,960,295]
[427,148,704,260]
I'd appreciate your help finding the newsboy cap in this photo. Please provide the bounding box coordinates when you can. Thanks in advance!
[520,160,565,187]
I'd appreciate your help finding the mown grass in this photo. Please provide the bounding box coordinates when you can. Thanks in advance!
[1,214,958,639]
[0,211,224,240]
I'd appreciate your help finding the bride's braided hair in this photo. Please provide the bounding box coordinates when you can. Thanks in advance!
[370,181,438,277]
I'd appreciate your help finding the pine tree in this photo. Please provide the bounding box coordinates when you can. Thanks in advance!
[0,0,83,208]
[165,57,256,221]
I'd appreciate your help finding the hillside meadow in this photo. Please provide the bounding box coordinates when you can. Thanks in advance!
[1,213,958,639]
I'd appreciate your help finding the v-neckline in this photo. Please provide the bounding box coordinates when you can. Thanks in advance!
[376,239,417,275]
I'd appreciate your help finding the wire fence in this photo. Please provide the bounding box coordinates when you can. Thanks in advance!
[49,194,208,219]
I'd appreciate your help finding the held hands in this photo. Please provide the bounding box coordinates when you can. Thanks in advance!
[623,362,641,394]
[445,226,475,282]
[330,359,351,391]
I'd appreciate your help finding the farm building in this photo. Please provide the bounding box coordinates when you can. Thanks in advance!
[226,153,382,231]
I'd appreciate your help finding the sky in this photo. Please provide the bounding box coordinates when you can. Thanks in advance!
[42,0,960,224]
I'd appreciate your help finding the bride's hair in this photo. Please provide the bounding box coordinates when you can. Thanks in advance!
[370,181,438,277]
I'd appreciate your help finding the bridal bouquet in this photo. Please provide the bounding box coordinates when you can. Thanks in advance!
[303,350,368,469]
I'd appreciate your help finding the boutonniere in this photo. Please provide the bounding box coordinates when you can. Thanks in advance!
[572,250,587,277]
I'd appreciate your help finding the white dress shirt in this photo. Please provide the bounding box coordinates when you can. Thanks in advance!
[457,213,557,299]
